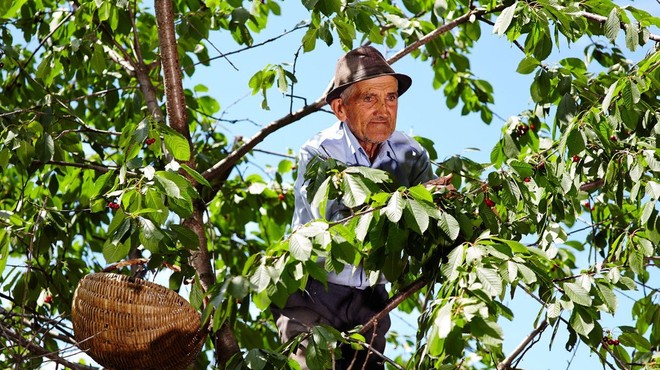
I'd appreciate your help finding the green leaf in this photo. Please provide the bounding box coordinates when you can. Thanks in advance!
[547,299,561,319]
[509,159,534,178]
[354,211,373,242]
[556,93,576,127]
[493,2,517,36]
[618,330,652,352]
[189,277,205,309]
[384,191,404,223]
[605,7,620,41]
[430,300,453,343]
[601,81,618,112]
[290,233,313,261]
[38,134,55,162]
[646,181,660,199]
[404,198,429,234]
[163,130,191,161]
[155,172,182,199]
[628,246,644,275]
[311,177,332,219]
[569,309,594,337]
[596,283,617,313]
[408,184,434,203]
[0,236,9,277]
[563,282,592,306]
[439,212,460,241]
[250,264,270,293]
[516,56,539,74]
[138,217,163,253]
[344,166,390,183]
[170,224,200,249]
[103,219,132,263]
[341,173,369,208]
[441,245,465,281]
[180,164,212,188]
[414,136,438,161]
[307,326,334,370]
[625,22,639,51]
[476,267,503,296]
[515,262,537,284]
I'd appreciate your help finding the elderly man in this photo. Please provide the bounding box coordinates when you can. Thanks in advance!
[272,46,438,369]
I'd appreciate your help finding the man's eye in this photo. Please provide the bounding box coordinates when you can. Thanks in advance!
[387,95,397,102]
[363,95,373,102]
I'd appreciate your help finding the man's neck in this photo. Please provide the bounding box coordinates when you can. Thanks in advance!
[360,141,381,162]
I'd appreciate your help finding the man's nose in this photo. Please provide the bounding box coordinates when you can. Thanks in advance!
[373,98,388,115]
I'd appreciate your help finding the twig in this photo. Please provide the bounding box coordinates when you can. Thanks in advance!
[0,322,96,370]
[5,9,74,91]
[191,23,310,69]
[497,320,548,370]
[252,148,296,159]
[29,160,127,175]
[578,11,660,43]
[476,15,528,56]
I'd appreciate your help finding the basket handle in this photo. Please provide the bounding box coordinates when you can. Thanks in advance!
[102,258,182,273]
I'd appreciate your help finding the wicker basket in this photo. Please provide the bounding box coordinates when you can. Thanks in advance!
[72,272,206,370]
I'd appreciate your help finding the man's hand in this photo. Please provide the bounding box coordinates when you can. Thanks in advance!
[424,174,455,191]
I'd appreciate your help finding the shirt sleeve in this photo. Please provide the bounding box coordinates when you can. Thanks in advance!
[292,147,317,228]
[409,144,435,186]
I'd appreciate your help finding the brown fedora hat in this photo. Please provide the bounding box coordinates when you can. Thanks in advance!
[325,46,412,104]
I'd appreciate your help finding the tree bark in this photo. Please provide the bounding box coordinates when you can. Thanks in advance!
[153,0,240,366]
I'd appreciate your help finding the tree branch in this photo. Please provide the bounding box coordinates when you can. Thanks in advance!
[497,321,548,370]
[359,275,431,336]
[201,7,496,186]
[579,11,660,43]
[154,0,192,160]
[0,322,97,370]
[154,0,239,366]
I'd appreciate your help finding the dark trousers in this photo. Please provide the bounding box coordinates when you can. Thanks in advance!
[271,279,391,370]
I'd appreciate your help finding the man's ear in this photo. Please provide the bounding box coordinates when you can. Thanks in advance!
[330,99,347,121]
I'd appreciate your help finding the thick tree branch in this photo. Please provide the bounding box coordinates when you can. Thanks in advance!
[153,0,239,366]
[154,0,192,158]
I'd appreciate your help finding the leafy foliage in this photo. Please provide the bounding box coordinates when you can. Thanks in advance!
[0,0,658,369]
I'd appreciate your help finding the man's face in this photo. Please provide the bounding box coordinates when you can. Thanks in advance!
[331,75,399,148]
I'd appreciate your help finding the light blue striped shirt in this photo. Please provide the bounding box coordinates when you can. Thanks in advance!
[293,121,434,288]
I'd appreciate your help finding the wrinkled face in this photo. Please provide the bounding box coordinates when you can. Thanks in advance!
[330,75,399,148]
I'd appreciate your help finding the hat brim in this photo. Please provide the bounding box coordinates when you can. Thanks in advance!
[325,72,412,104]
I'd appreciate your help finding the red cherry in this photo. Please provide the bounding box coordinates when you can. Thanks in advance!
[572,155,580,163]
[485,198,495,207]
[524,177,531,183]
[530,123,537,131]
[44,295,52,304]
[613,339,619,346]
[108,201,119,210]
[145,138,156,145]
[278,193,285,201]
[583,201,590,208]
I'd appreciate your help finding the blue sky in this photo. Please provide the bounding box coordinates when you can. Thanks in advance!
[184,1,659,368]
